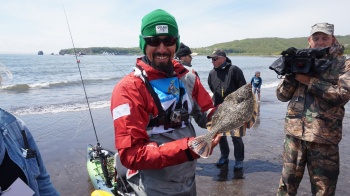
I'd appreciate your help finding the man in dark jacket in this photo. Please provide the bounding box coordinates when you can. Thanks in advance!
[207,49,247,170]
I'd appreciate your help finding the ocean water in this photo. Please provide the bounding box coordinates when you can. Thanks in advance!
[0,54,280,115]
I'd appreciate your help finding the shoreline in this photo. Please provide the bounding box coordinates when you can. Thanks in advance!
[20,99,350,195]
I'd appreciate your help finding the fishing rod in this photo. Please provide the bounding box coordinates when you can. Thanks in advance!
[103,55,127,76]
[0,62,13,84]
[62,4,99,144]
[62,4,113,187]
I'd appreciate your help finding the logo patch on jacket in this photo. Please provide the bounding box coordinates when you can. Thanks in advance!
[167,80,179,96]
[150,77,186,111]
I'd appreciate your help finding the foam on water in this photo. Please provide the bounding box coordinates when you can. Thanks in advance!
[0,54,282,115]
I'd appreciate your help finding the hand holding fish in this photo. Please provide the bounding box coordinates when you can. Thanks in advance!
[208,134,221,155]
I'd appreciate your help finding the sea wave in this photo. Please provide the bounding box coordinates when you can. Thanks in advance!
[11,100,111,116]
[1,83,31,90]
[0,77,119,91]
[261,80,280,88]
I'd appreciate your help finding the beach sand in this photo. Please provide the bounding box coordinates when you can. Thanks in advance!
[20,99,350,196]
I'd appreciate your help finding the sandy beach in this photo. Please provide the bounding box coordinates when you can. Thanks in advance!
[20,98,350,196]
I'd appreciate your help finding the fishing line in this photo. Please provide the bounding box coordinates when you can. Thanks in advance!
[102,54,127,75]
[62,4,100,145]
[0,62,13,80]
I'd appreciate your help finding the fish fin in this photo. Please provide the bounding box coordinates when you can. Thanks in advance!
[206,121,212,131]
[219,125,246,137]
[188,135,212,158]
[246,91,259,129]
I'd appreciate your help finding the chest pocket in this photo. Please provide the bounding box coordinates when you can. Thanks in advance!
[136,66,190,130]
[21,130,41,174]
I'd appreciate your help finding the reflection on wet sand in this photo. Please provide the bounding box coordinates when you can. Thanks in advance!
[214,164,245,182]
[233,169,244,180]
[216,165,229,181]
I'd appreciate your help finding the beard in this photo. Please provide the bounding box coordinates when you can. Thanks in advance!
[151,53,174,77]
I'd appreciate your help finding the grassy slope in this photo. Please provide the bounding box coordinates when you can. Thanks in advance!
[195,35,350,55]
[59,35,350,55]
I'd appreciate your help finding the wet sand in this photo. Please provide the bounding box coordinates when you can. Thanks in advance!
[20,99,350,195]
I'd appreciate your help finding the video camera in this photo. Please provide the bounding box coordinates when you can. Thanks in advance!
[269,46,333,77]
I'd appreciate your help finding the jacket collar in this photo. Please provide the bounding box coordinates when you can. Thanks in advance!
[136,56,189,80]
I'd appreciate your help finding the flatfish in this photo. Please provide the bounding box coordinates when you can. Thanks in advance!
[188,83,257,158]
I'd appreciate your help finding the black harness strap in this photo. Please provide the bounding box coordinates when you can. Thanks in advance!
[21,130,40,167]
[137,65,166,116]
[21,130,30,149]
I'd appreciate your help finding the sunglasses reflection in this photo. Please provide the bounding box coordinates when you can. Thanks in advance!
[212,56,223,62]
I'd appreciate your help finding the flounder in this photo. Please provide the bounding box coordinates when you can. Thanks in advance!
[188,83,258,158]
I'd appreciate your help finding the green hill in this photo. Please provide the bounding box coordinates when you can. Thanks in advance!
[194,35,350,55]
[58,47,140,55]
[59,35,350,55]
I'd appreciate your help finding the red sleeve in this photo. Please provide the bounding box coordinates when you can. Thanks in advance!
[111,75,198,170]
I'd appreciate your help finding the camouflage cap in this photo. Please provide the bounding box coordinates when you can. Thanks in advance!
[310,23,334,35]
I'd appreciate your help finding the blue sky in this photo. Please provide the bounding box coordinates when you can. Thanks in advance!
[0,0,349,54]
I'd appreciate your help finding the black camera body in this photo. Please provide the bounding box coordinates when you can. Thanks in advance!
[269,47,332,76]
[154,108,190,130]
[170,108,189,124]
[290,57,313,74]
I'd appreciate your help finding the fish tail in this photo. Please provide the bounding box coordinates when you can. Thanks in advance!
[188,135,212,158]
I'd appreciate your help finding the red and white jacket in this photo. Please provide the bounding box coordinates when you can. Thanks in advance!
[110,57,215,170]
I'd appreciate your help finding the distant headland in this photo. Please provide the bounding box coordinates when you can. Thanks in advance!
[59,36,350,56]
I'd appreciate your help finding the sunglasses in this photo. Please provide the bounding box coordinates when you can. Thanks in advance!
[212,57,220,62]
[142,36,179,47]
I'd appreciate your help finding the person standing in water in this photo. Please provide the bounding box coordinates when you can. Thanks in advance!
[251,71,262,102]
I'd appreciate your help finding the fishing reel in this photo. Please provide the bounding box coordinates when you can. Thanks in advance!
[90,145,109,160]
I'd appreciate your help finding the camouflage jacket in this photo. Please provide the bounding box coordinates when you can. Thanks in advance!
[276,44,350,145]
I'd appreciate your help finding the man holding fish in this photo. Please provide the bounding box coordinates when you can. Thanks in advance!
[110,9,222,195]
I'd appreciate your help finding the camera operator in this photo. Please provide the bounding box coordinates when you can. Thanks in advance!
[276,23,350,195]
